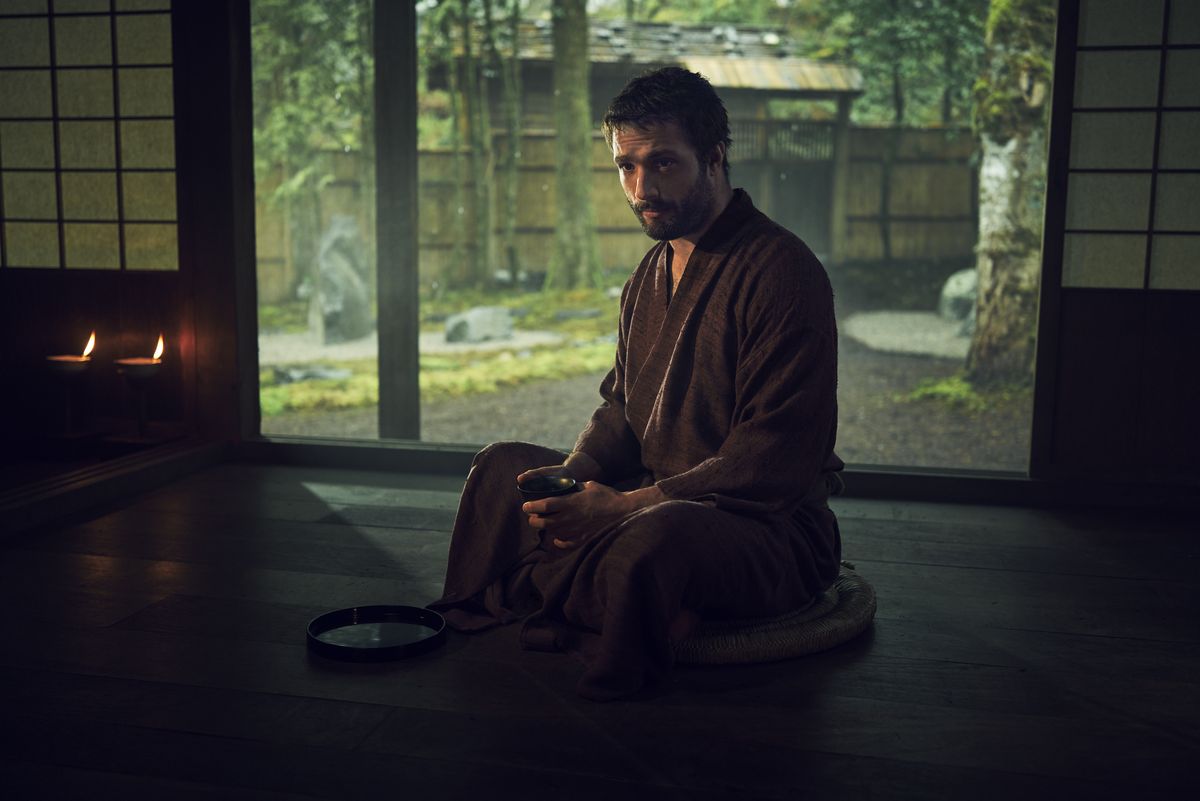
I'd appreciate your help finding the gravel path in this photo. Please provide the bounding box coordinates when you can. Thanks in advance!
[259,330,565,365]
[262,333,1031,472]
[842,311,970,360]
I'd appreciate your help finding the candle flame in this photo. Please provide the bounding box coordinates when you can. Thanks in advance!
[82,331,96,358]
[153,334,164,361]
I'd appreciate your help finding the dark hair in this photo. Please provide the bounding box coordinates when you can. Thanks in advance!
[602,67,732,177]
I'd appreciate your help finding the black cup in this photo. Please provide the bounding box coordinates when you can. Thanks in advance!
[517,475,582,501]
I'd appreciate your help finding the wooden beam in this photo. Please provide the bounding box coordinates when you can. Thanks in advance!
[1029,0,1081,480]
[174,0,259,443]
[375,0,421,440]
[830,96,852,265]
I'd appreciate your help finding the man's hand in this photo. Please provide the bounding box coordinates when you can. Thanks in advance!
[516,451,603,487]
[522,482,667,550]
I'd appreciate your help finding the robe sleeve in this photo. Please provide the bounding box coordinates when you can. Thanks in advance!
[572,282,644,483]
[654,253,839,513]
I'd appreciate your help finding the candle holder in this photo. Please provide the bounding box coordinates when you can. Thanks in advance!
[45,354,92,377]
[45,332,96,436]
[114,334,165,441]
[115,358,161,440]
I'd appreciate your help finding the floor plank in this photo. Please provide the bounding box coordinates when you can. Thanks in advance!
[2,461,1197,799]
[0,761,325,801]
[0,666,393,750]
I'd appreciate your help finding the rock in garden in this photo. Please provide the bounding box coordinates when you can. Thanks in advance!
[939,268,977,323]
[312,215,373,344]
[270,365,352,384]
[445,306,514,344]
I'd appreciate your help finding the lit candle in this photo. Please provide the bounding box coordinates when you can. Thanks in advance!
[46,331,96,375]
[115,334,165,379]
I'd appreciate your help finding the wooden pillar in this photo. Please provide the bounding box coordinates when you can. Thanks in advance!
[376,0,421,440]
[830,95,852,266]
[174,0,259,442]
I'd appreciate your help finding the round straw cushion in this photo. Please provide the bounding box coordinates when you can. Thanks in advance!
[675,566,876,665]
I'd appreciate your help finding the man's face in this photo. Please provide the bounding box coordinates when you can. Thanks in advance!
[611,121,717,241]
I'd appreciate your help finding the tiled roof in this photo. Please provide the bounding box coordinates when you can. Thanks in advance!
[510,18,863,96]
[683,56,863,94]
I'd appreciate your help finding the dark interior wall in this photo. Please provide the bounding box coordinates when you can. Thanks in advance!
[0,270,186,434]
[172,0,258,442]
[0,0,254,445]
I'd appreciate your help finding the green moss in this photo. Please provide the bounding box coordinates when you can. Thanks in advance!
[259,287,624,418]
[973,0,1057,140]
[899,375,988,413]
[258,301,309,334]
[258,343,616,417]
[420,286,620,340]
[259,373,377,417]
[896,373,1032,414]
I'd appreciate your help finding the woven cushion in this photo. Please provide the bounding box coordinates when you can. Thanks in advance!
[675,565,876,665]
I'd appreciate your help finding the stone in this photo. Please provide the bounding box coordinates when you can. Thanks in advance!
[939,268,977,326]
[444,306,514,344]
[311,215,373,345]
[270,365,353,384]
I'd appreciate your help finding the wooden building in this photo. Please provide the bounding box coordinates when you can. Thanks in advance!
[0,1,1197,798]
[430,18,863,262]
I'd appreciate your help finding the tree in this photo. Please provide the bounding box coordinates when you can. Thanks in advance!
[965,0,1056,386]
[427,1,471,290]
[461,0,497,289]
[420,0,521,290]
[549,0,601,289]
[493,0,525,283]
[251,0,374,300]
[802,0,987,127]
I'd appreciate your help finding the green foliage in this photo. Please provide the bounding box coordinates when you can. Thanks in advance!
[420,287,620,339]
[259,342,615,416]
[257,301,309,334]
[420,342,616,399]
[260,364,379,416]
[259,285,621,416]
[900,375,987,412]
[897,373,1030,413]
[813,0,989,126]
[972,0,1057,140]
[603,0,990,127]
[251,0,373,206]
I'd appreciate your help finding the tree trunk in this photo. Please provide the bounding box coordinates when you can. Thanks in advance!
[357,0,376,309]
[942,37,955,126]
[549,0,599,289]
[889,0,904,126]
[965,0,1055,386]
[460,0,495,289]
[491,0,522,285]
[891,61,905,126]
[443,9,468,291]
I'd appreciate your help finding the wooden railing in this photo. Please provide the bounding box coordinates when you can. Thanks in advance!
[728,119,837,162]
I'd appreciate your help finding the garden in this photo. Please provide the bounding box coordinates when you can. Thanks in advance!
[251,0,1052,473]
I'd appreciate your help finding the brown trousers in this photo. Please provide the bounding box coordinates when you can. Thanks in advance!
[429,441,840,700]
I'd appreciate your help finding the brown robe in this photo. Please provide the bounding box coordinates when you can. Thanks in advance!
[430,190,843,700]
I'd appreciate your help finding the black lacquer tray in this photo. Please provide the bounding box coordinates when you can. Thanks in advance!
[306,605,446,661]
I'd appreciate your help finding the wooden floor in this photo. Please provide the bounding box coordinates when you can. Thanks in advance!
[1,463,1197,800]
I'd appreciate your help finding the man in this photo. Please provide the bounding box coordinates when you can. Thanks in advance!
[430,68,843,701]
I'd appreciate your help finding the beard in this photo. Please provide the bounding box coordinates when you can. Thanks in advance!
[629,169,715,241]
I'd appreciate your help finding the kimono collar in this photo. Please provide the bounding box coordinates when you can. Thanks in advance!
[694,188,758,256]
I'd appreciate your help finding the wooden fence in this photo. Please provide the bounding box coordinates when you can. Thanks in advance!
[844,127,978,263]
[255,126,978,304]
